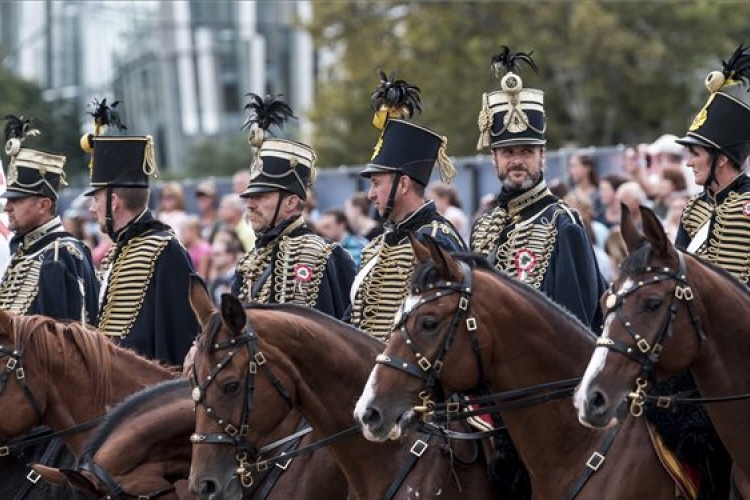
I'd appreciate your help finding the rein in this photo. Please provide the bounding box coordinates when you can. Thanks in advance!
[597,250,750,415]
[77,459,176,500]
[0,342,44,425]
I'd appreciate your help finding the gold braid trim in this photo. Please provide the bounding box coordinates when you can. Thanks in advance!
[471,206,510,257]
[235,246,274,303]
[0,238,84,315]
[700,191,750,284]
[681,196,713,253]
[98,234,171,338]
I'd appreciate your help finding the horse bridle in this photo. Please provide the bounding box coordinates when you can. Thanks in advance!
[0,326,45,429]
[189,318,293,488]
[597,251,707,416]
[375,261,483,419]
[77,458,176,500]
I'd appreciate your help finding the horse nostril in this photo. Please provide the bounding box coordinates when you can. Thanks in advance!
[361,406,383,429]
[198,478,219,499]
[587,388,608,415]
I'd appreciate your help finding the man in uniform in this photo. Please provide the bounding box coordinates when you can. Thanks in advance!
[83,100,199,366]
[676,43,750,281]
[350,72,466,339]
[0,115,99,322]
[472,47,605,330]
[233,94,355,319]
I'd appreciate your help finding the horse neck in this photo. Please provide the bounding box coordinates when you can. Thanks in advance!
[474,273,606,486]
[41,334,175,454]
[93,396,194,476]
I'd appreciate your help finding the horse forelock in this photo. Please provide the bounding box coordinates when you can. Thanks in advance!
[81,378,190,460]
[620,243,654,276]
[196,312,226,353]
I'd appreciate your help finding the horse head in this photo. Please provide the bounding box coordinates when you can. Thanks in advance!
[355,234,487,442]
[574,204,705,429]
[188,277,298,500]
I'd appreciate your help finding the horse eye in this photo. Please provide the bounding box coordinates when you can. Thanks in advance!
[420,316,439,331]
[644,298,663,312]
[223,381,241,395]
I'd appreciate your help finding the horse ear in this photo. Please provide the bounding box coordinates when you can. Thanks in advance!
[619,203,646,253]
[189,274,215,329]
[220,294,246,335]
[59,468,99,495]
[422,234,462,282]
[29,464,66,485]
[640,205,674,258]
[409,232,431,264]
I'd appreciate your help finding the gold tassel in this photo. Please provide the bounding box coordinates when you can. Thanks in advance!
[142,135,159,178]
[437,136,457,184]
[476,93,491,150]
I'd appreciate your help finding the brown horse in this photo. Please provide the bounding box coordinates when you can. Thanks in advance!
[574,205,750,496]
[0,310,176,454]
[188,281,498,500]
[354,235,684,499]
[31,378,195,500]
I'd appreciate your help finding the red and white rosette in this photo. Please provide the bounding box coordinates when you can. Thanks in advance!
[515,248,538,282]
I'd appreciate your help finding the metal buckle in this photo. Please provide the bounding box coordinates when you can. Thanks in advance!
[636,338,650,353]
[586,451,605,471]
[15,367,24,380]
[248,361,257,374]
[657,396,672,409]
[254,352,267,365]
[417,357,432,371]
[675,286,694,300]
[26,469,41,484]
[0,446,9,457]
[256,459,268,471]
[240,424,249,436]
[226,424,239,436]
[458,296,469,311]
[410,439,428,457]
[276,453,292,470]
[466,317,477,331]
[6,358,16,370]
[446,401,460,415]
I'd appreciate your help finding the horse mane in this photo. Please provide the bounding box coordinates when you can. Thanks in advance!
[412,252,596,340]
[80,378,190,461]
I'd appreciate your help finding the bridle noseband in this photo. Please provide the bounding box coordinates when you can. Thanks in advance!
[189,319,293,489]
[597,251,707,416]
[375,261,482,419]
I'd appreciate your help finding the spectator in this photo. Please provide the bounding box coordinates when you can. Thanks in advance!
[653,166,687,219]
[427,181,470,242]
[604,228,628,282]
[218,193,255,251]
[663,191,691,243]
[344,191,383,240]
[157,181,188,239]
[232,169,251,195]
[596,174,628,228]
[303,188,321,223]
[180,215,212,279]
[316,208,368,268]
[567,153,602,217]
[564,192,612,280]
[194,179,221,242]
[472,192,498,225]
[206,229,243,306]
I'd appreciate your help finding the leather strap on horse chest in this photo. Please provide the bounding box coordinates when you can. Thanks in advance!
[565,424,622,500]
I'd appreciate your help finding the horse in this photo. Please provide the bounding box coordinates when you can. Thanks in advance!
[574,205,750,496]
[0,309,178,498]
[354,234,689,499]
[188,279,498,500]
[31,378,195,499]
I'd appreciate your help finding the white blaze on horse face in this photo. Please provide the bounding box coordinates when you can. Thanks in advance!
[354,365,380,440]
[574,278,633,417]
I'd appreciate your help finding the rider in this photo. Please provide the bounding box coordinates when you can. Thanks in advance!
[83,99,200,366]
[675,43,750,284]
[350,71,466,339]
[232,94,355,319]
[472,47,606,330]
[0,115,99,322]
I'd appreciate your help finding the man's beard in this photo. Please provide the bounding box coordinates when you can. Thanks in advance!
[500,170,541,191]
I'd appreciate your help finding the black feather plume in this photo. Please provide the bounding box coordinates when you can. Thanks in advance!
[491,46,539,78]
[242,94,296,133]
[3,115,39,143]
[370,70,422,118]
[722,43,750,86]
[88,98,127,132]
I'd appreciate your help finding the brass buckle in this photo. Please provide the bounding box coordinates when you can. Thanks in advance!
[675,286,694,300]
[410,439,428,457]
[636,338,650,353]
[254,352,267,365]
[586,451,605,471]
[0,446,9,456]
[15,367,24,380]
[26,469,41,484]
[458,296,469,311]
[226,424,239,436]
[657,396,672,409]
[417,357,432,371]
[6,358,16,370]
[466,317,477,331]
[446,401,460,416]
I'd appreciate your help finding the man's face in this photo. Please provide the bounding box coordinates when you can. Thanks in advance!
[367,172,397,219]
[88,189,108,232]
[685,145,712,187]
[245,191,282,233]
[316,214,344,242]
[492,145,544,190]
[4,196,47,234]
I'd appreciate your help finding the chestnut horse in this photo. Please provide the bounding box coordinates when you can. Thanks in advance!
[32,378,195,499]
[574,205,750,496]
[0,310,177,497]
[355,235,685,499]
[188,283,498,500]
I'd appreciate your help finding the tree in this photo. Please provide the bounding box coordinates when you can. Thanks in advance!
[308,0,750,166]
[181,134,252,180]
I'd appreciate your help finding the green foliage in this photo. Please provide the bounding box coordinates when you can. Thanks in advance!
[0,51,84,183]
[308,0,750,166]
[177,133,251,180]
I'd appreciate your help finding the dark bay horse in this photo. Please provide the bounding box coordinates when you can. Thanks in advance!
[574,205,750,496]
[354,235,682,499]
[32,378,195,499]
[188,282,498,500]
[0,309,177,497]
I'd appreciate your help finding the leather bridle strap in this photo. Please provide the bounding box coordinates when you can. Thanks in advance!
[0,345,44,425]
[564,424,622,500]
[77,459,176,500]
[0,417,103,457]
[381,431,433,500]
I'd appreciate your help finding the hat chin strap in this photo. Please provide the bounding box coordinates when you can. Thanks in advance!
[263,192,286,233]
[382,173,402,222]
[705,150,720,195]
[105,186,115,237]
